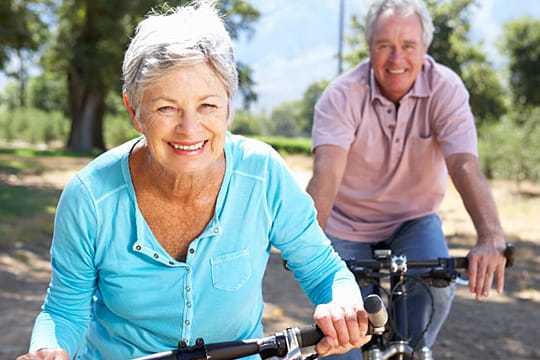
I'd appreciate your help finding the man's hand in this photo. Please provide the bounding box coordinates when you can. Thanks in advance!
[313,301,371,356]
[467,242,507,300]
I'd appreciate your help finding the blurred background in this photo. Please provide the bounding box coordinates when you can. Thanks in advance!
[0,0,539,178]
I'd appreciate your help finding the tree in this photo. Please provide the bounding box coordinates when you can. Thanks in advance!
[498,17,540,108]
[229,110,263,135]
[43,0,259,151]
[343,0,506,123]
[269,101,303,137]
[298,80,329,136]
[426,0,506,122]
[0,0,51,107]
[28,72,69,115]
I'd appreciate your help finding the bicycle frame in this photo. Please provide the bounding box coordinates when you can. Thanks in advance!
[362,251,433,360]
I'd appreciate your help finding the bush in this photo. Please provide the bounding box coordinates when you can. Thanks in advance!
[104,113,140,148]
[251,136,311,156]
[0,106,69,145]
[478,107,540,184]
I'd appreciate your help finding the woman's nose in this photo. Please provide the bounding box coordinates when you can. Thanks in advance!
[175,110,201,132]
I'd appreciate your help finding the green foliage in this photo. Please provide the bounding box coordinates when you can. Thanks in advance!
[427,0,478,72]
[0,81,21,109]
[0,147,97,158]
[229,110,264,136]
[103,113,140,148]
[237,62,258,109]
[0,0,51,68]
[343,14,368,64]
[252,136,311,156]
[479,107,540,184]
[268,101,303,137]
[427,0,506,123]
[498,17,540,108]
[28,73,69,116]
[461,61,507,123]
[0,107,69,145]
[265,79,329,138]
[299,80,329,135]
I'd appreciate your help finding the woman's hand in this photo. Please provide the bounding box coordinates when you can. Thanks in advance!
[313,301,371,356]
[16,349,69,360]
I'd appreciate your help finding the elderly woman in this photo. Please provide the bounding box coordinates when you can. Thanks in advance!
[18,2,370,360]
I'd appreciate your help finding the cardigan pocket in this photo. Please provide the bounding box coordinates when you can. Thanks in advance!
[210,248,252,291]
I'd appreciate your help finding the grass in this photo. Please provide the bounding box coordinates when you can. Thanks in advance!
[0,147,100,158]
[0,147,93,254]
[0,184,60,252]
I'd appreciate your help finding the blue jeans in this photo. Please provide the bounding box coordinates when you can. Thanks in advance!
[325,214,455,359]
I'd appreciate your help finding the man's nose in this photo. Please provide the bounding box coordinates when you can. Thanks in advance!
[389,47,403,62]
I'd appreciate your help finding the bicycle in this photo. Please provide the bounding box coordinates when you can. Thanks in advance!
[132,293,387,360]
[345,243,516,360]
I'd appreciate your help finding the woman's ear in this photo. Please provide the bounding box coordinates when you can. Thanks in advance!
[123,91,144,133]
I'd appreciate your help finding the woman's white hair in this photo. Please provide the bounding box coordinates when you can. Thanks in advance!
[122,0,238,121]
[365,0,434,46]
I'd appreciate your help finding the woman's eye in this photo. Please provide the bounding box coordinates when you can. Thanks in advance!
[157,106,177,115]
[201,103,218,111]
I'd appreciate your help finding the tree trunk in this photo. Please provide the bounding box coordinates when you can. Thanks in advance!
[66,70,106,152]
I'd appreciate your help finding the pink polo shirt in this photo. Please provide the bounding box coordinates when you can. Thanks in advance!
[312,56,477,243]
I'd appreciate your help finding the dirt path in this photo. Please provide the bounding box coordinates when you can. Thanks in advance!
[1,154,539,359]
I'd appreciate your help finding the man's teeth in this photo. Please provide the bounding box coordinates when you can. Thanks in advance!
[171,141,205,150]
[389,69,406,74]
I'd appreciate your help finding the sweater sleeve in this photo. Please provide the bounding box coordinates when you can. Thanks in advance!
[265,150,361,306]
[30,175,98,356]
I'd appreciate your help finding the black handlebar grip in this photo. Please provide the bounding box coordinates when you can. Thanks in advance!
[454,257,469,269]
[297,324,324,347]
[504,243,515,268]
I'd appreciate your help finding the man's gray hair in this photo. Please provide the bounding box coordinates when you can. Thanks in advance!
[365,0,434,46]
[122,0,238,119]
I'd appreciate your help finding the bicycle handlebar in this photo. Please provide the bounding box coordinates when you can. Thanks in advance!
[133,324,323,360]
[346,243,515,272]
[133,294,389,360]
